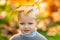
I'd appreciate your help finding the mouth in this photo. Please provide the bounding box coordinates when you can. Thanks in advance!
[23,30,30,33]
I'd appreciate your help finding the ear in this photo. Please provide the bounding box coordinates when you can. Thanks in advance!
[36,20,40,24]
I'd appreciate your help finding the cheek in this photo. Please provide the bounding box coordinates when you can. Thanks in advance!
[30,24,36,30]
[19,25,24,30]
[28,24,35,28]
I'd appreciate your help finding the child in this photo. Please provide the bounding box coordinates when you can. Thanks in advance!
[10,5,47,40]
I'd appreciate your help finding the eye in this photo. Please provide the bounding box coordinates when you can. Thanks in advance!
[20,23,25,25]
[28,23,33,25]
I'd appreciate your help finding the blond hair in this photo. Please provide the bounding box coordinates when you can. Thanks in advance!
[16,5,39,20]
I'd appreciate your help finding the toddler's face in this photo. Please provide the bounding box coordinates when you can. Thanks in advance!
[18,16,37,34]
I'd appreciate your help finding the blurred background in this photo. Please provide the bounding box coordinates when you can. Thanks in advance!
[0,0,60,40]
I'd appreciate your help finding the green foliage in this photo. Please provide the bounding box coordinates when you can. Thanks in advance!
[37,30,60,40]
[0,33,8,40]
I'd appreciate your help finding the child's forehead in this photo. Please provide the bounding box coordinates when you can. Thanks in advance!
[18,15,37,23]
[19,15,36,20]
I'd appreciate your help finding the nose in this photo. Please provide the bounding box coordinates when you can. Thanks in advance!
[25,24,28,28]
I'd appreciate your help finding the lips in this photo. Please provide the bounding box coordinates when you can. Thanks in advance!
[24,30,30,33]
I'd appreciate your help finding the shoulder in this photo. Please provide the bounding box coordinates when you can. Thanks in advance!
[37,32,47,40]
[9,33,21,40]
